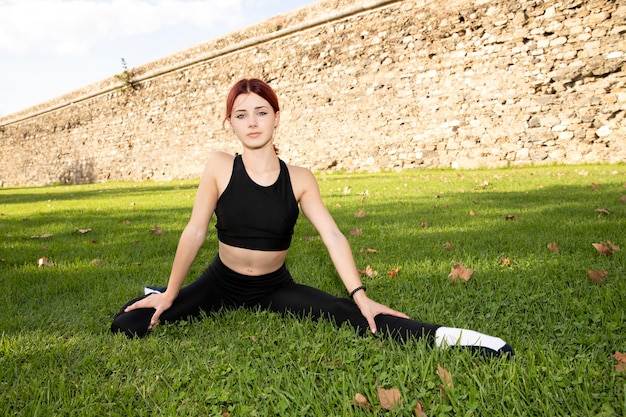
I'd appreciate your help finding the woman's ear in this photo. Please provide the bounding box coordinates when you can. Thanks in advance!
[274,111,280,128]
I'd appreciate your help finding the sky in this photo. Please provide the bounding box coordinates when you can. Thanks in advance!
[0,0,315,117]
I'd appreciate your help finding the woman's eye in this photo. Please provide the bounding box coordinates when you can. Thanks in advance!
[235,114,246,119]
[258,111,267,116]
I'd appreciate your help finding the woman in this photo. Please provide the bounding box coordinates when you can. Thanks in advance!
[111,78,513,357]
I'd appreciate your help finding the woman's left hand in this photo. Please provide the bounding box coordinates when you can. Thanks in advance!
[352,292,410,334]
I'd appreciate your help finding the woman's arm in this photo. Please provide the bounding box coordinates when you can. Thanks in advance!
[296,168,409,333]
[124,152,224,327]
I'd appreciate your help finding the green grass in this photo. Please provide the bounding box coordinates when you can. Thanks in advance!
[1,164,625,416]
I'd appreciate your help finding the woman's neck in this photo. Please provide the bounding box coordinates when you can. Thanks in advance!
[241,148,279,175]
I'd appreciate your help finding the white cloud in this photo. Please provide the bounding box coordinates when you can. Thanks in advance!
[0,0,244,56]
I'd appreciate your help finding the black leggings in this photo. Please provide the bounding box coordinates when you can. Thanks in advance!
[111,255,441,342]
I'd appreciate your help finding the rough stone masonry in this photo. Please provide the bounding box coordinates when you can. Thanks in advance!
[0,0,624,186]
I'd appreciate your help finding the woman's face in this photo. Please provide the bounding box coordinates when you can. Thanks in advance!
[229,93,279,151]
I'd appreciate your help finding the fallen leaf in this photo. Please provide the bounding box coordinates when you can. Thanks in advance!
[123,220,131,225]
[303,235,318,242]
[448,263,473,282]
[469,210,476,216]
[377,387,402,410]
[343,186,352,195]
[421,222,429,228]
[590,183,600,189]
[445,242,456,251]
[358,265,378,277]
[76,228,92,234]
[614,351,626,372]
[37,257,54,267]
[31,233,53,239]
[387,267,401,278]
[151,225,164,235]
[414,401,428,417]
[505,215,516,221]
[595,208,610,216]
[593,241,620,256]
[547,242,560,252]
[359,248,378,254]
[355,208,367,218]
[587,269,608,284]
[437,364,453,397]
[353,393,371,409]
[499,258,511,267]
[91,259,103,265]
[477,181,489,189]
[349,228,362,236]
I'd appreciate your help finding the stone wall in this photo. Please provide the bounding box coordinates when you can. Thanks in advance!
[0,0,624,186]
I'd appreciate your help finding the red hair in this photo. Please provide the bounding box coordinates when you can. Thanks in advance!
[223,78,280,154]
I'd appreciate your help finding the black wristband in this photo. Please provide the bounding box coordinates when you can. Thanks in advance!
[349,285,366,299]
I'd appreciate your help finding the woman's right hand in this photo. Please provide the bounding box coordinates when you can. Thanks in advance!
[124,293,174,329]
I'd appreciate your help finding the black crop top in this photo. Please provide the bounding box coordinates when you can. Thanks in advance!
[214,155,299,251]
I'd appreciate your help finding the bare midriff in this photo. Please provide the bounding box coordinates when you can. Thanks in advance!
[218,241,288,276]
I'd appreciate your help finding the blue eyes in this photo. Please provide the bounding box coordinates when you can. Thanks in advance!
[234,111,268,119]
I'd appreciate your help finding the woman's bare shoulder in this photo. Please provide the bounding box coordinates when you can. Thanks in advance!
[286,163,316,182]
[206,151,235,165]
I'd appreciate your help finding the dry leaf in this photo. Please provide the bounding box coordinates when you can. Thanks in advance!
[587,269,608,284]
[437,365,452,389]
[445,242,456,251]
[414,401,428,417]
[590,183,600,189]
[505,215,516,221]
[499,258,511,267]
[437,364,453,397]
[343,186,352,195]
[358,265,378,277]
[448,263,473,282]
[123,220,131,225]
[614,351,626,372]
[547,242,560,252]
[377,387,402,410]
[31,233,53,239]
[91,259,103,266]
[593,241,620,256]
[620,195,626,203]
[353,393,371,409]
[359,248,378,254]
[349,228,362,236]
[469,210,476,216]
[595,208,610,216]
[355,208,367,218]
[151,225,164,235]
[421,221,429,228]
[76,228,92,234]
[37,257,54,267]
[387,267,401,278]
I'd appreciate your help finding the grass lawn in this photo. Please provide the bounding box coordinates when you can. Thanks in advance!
[1,163,625,416]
